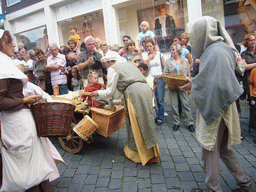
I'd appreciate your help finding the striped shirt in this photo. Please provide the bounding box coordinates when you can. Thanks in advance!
[47,53,67,86]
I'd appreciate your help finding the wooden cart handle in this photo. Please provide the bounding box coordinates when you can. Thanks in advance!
[80,92,91,96]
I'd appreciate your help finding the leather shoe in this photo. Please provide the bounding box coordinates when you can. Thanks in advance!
[156,120,164,126]
[188,125,195,132]
[173,125,179,131]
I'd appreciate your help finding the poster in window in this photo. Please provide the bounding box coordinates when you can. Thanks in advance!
[137,2,185,53]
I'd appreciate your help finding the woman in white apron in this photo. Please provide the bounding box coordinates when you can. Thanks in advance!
[0,30,65,192]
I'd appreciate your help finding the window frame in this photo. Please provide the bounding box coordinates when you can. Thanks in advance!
[6,0,21,7]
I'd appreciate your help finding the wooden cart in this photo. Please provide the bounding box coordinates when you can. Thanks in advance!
[51,96,126,154]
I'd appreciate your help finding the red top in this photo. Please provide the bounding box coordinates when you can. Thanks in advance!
[81,83,106,107]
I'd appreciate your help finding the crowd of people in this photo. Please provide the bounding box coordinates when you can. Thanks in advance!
[0,15,256,191]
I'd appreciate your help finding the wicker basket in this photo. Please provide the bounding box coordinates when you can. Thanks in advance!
[162,73,189,91]
[90,105,126,137]
[31,102,75,137]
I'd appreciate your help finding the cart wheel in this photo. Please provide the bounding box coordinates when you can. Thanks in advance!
[58,122,84,154]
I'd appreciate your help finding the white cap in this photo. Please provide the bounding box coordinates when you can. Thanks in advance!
[103,51,121,62]
[0,29,4,39]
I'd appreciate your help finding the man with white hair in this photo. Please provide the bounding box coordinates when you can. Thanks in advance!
[76,36,103,87]
[46,43,68,95]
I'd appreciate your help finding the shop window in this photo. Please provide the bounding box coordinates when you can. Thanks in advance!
[6,0,21,6]
[224,0,256,44]
[16,26,48,53]
[117,0,187,53]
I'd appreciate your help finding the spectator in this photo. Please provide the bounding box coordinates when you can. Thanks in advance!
[76,36,103,88]
[181,16,256,192]
[249,67,256,143]
[180,32,191,53]
[69,27,80,52]
[68,39,79,53]
[241,33,256,100]
[111,44,120,52]
[16,51,23,61]
[34,49,48,91]
[22,50,35,84]
[46,44,68,95]
[99,41,109,57]
[118,35,131,56]
[71,67,82,91]
[163,43,194,132]
[18,42,25,53]
[94,38,101,53]
[136,21,155,52]
[173,35,193,70]
[122,39,141,67]
[142,39,166,126]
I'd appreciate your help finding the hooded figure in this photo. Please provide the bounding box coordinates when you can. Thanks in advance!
[186,16,256,192]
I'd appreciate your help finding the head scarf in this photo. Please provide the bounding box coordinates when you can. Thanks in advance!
[188,16,243,125]
[0,30,28,85]
[187,16,237,59]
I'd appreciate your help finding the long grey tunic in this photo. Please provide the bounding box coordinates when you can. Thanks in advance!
[111,62,158,150]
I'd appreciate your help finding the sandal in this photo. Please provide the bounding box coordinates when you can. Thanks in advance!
[240,134,244,140]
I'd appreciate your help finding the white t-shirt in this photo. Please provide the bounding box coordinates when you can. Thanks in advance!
[142,51,163,77]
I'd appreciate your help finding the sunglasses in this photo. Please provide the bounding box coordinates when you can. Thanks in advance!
[123,40,128,42]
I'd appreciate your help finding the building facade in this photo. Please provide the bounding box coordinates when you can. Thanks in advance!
[1,0,253,52]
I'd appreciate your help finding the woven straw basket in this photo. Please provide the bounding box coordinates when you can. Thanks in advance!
[90,105,126,137]
[162,73,189,91]
[31,102,75,137]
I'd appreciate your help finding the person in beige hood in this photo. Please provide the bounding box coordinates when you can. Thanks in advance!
[180,16,256,192]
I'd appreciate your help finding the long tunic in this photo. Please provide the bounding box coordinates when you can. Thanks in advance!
[98,61,158,150]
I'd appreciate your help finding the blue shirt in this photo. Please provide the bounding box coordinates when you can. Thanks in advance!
[136,31,155,48]
[181,48,189,58]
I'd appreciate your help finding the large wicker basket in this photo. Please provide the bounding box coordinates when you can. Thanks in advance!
[31,102,75,137]
[90,105,126,137]
[162,73,189,91]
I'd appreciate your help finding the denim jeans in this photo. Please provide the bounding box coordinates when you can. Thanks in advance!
[154,78,165,122]
[59,84,68,95]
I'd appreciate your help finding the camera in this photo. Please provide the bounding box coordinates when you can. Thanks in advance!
[91,55,102,69]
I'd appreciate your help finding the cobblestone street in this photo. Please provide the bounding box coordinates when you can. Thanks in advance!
[50,100,256,192]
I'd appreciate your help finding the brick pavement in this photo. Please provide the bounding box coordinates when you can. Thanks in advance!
[50,102,256,192]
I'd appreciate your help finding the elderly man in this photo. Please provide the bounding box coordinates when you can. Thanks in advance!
[46,44,68,95]
[76,36,103,87]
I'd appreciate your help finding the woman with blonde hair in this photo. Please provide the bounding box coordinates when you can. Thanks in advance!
[180,32,191,53]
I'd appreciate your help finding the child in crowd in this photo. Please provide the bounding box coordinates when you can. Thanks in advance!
[81,72,108,108]
[71,67,82,91]
[69,27,80,52]
[249,67,256,144]
[18,42,26,53]
[138,63,159,107]
[136,21,155,52]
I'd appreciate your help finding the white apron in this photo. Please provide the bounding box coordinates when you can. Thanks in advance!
[0,109,54,192]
